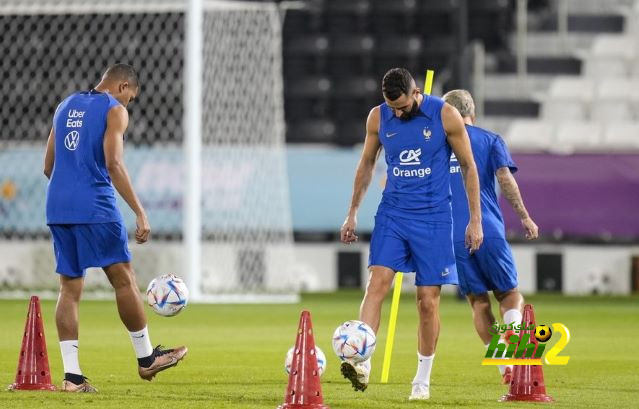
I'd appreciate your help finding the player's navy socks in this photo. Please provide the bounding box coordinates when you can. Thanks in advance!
[137,353,155,368]
[64,372,85,385]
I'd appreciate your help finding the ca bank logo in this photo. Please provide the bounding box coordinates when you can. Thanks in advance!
[399,149,421,166]
[64,130,80,151]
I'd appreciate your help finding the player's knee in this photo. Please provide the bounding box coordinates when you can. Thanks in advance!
[494,288,520,303]
[108,269,137,290]
[365,270,393,299]
[416,295,438,317]
[365,278,389,300]
[468,293,491,311]
[59,283,82,302]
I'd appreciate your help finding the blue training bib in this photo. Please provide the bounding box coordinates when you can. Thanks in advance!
[46,90,123,224]
[377,94,452,221]
[450,124,517,242]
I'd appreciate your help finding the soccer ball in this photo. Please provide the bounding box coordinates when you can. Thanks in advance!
[284,345,326,376]
[535,324,552,342]
[146,274,189,317]
[332,320,376,363]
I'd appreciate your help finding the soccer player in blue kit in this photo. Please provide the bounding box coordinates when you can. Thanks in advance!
[44,64,187,392]
[340,68,483,400]
[443,89,539,384]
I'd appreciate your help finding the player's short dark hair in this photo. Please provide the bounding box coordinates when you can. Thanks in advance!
[382,68,415,100]
[103,63,139,88]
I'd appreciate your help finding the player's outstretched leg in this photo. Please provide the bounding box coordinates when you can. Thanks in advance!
[410,286,441,401]
[467,293,511,383]
[494,288,524,385]
[467,293,495,344]
[341,266,394,391]
[56,275,98,392]
[103,262,187,381]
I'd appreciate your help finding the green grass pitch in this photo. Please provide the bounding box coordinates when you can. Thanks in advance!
[1,292,638,408]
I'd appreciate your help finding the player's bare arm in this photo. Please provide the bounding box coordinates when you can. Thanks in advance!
[496,167,538,240]
[103,105,150,244]
[44,127,55,179]
[442,102,483,251]
[341,106,383,244]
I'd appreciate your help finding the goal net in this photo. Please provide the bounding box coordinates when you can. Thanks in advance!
[198,1,297,301]
[0,0,299,302]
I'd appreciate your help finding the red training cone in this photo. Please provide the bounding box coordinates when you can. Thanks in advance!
[278,311,329,409]
[8,296,56,391]
[500,304,552,403]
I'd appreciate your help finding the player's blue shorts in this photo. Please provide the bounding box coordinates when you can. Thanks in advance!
[49,222,131,278]
[454,238,518,296]
[368,213,458,286]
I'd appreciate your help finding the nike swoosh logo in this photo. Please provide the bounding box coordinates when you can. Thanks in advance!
[72,345,78,349]
[132,334,145,338]
[442,270,450,276]
[157,356,178,369]
[385,132,398,138]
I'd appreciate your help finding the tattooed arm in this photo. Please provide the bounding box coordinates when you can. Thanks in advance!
[496,167,538,240]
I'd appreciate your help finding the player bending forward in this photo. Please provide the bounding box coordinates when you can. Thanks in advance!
[443,89,539,384]
[340,68,483,400]
[44,64,187,392]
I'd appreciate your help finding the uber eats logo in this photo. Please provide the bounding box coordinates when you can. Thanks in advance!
[482,323,570,366]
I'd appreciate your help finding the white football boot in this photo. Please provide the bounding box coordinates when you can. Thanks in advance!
[340,358,370,391]
[409,383,430,400]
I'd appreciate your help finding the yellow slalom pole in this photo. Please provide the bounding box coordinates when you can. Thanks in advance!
[380,271,403,383]
[424,69,434,95]
[380,69,435,384]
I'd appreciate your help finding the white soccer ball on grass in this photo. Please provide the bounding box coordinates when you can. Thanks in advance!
[332,320,376,363]
[284,345,326,376]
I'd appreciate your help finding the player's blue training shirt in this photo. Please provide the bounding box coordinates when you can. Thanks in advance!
[46,90,123,224]
[450,124,517,242]
[377,95,452,221]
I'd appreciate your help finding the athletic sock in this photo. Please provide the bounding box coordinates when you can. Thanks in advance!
[60,340,82,376]
[64,372,85,385]
[503,309,522,328]
[412,352,434,386]
[137,354,155,368]
[503,309,522,375]
[129,326,154,367]
[486,341,509,376]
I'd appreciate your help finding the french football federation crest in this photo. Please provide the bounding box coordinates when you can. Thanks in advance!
[423,127,432,140]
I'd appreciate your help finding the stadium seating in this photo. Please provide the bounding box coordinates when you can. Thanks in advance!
[603,122,639,150]
[287,119,336,144]
[554,121,603,153]
[583,35,636,77]
[505,120,554,152]
[486,0,639,153]
[282,0,510,145]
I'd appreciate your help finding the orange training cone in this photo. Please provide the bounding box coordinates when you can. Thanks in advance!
[8,296,56,391]
[500,304,552,403]
[278,311,329,409]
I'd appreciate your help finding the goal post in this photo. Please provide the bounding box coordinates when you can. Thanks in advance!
[0,0,300,302]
